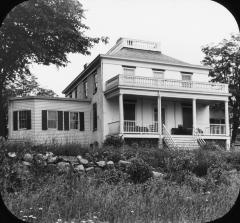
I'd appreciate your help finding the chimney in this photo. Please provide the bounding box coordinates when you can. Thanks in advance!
[83,63,88,69]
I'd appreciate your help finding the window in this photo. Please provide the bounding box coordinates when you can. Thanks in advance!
[69,92,72,98]
[153,69,164,79]
[93,72,98,94]
[13,110,31,131]
[74,88,78,98]
[70,112,79,129]
[123,66,135,76]
[210,118,225,124]
[48,111,57,129]
[93,103,97,131]
[83,81,88,98]
[19,110,28,129]
[181,72,192,88]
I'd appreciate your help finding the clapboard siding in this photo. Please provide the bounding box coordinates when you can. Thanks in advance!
[8,98,91,146]
[8,99,36,141]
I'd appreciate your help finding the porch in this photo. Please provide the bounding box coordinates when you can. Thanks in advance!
[106,94,230,140]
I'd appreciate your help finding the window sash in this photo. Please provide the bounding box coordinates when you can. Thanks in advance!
[94,73,98,93]
[84,81,88,98]
[182,74,192,81]
[48,111,57,129]
[153,70,164,79]
[19,110,27,129]
[70,112,79,129]
[123,67,135,76]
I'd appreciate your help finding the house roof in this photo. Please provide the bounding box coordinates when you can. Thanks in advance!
[110,47,193,67]
[9,96,91,103]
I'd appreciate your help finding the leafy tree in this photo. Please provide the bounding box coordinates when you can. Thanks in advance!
[201,34,240,143]
[0,0,108,137]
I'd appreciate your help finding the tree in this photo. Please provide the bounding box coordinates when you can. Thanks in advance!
[0,0,108,137]
[201,34,240,143]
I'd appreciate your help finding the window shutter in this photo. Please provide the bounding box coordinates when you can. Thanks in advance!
[42,110,48,130]
[79,112,85,131]
[58,111,63,130]
[64,111,69,130]
[13,111,18,131]
[26,110,31,130]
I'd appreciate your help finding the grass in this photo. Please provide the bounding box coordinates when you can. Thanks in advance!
[1,140,240,223]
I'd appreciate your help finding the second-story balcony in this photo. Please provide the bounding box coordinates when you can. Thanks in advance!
[105,74,228,94]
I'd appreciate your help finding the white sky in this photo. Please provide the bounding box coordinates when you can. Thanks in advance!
[30,0,239,96]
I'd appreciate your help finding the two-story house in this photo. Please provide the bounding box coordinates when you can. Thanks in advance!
[8,38,231,149]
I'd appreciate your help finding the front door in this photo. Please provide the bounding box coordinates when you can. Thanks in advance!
[124,103,135,120]
[182,106,192,128]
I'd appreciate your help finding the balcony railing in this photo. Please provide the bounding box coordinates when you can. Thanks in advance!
[124,120,158,133]
[105,74,228,94]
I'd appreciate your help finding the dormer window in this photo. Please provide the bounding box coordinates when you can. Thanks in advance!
[153,69,165,79]
[123,66,135,76]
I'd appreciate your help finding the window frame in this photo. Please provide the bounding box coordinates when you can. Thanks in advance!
[74,87,78,99]
[47,110,58,129]
[123,66,136,76]
[93,72,98,94]
[153,69,165,79]
[70,112,79,130]
[83,81,88,98]
[18,110,28,130]
[181,72,193,81]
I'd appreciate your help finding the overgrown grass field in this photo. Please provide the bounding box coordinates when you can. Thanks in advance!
[1,139,240,223]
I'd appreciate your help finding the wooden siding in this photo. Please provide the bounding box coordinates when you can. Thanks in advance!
[8,99,91,146]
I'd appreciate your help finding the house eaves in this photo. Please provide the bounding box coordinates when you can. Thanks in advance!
[62,55,101,95]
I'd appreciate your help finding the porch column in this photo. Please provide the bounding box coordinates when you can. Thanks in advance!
[158,93,162,147]
[192,98,197,135]
[119,93,124,136]
[225,100,230,150]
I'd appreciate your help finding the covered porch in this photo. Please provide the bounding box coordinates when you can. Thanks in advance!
[107,93,230,140]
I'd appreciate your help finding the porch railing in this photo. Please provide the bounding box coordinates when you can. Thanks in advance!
[124,120,158,133]
[105,74,228,94]
[204,124,226,135]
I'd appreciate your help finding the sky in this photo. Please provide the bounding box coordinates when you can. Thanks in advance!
[30,0,239,96]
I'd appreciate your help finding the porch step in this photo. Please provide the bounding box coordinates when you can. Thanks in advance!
[166,135,200,150]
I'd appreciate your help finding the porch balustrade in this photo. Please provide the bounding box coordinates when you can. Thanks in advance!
[108,121,227,136]
[105,74,228,94]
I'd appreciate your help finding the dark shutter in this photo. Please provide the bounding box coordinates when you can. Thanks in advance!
[42,110,48,130]
[13,111,18,131]
[26,110,31,130]
[93,103,97,131]
[64,111,69,130]
[58,111,63,130]
[79,112,85,131]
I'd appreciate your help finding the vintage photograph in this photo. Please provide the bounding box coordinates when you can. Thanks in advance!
[0,0,240,222]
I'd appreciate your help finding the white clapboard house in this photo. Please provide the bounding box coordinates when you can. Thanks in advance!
[8,38,231,149]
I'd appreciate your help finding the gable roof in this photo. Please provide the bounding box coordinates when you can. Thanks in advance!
[110,47,193,66]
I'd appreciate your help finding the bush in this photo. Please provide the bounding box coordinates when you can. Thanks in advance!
[103,136,124,147]
[126,158,153,184]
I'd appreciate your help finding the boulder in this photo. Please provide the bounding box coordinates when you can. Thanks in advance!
[96,161,106,168]
[152,171,164,178]
[118,160,131,166]
[85,167,94,174]
[59,156,78,163]
[106,161,114,167]
[77,155,89,165]
[47,156,58,164]
[74,164,85,172]
[23,153,33,162]
[8,152,16,158]
[22,161,32,166]
[57,162,70,173]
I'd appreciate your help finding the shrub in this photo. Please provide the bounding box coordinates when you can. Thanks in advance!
[126,158,153,184]
[103,136,124,147]
[94,169,129,185]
